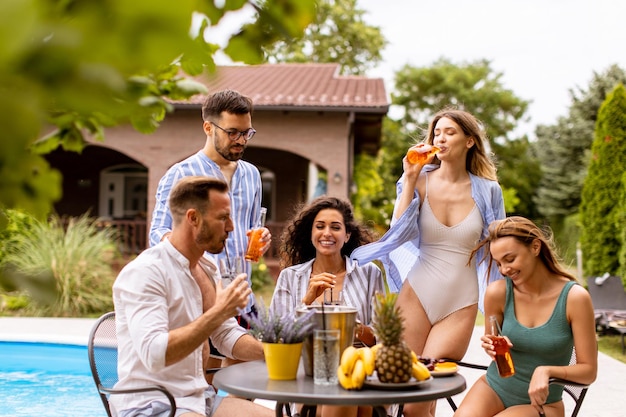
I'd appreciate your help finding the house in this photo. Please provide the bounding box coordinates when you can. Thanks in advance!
[44,63,390,261]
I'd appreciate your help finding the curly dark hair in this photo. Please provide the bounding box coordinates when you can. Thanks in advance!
[279,196,377,268]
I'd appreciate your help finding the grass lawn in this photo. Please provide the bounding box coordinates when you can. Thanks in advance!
[597,332,626,363]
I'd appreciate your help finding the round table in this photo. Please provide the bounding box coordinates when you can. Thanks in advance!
[213,360,466,417]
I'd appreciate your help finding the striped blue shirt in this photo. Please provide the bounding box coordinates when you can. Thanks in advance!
[350,164,505,312]
[149,150,263,312]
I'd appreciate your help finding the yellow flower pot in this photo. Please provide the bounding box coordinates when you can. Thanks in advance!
[262,342,303,380]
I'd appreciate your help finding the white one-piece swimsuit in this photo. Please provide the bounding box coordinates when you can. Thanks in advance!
[406,177,483,324]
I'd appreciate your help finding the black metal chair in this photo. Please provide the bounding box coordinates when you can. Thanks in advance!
[87,311,176,417]
[444,354,590,417]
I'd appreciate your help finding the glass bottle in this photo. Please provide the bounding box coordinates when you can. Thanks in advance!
[489,315,515,378]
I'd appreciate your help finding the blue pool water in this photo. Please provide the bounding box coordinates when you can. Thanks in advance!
[0,341,106,417]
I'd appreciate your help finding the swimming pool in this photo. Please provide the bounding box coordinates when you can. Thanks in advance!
[0,341,105,417]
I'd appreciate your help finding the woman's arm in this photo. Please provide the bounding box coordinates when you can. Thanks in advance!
[391,152,425,220]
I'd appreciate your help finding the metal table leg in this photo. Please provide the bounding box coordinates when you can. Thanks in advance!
[276,403,317,417]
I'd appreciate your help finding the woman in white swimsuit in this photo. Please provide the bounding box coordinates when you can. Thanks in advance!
[354,109,505,417]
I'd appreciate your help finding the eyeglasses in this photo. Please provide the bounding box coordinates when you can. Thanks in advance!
[211,122,256,142]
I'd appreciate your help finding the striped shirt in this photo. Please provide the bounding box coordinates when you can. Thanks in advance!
[149,150,263,312]
[269,257,385,326]
[350,164,505,312]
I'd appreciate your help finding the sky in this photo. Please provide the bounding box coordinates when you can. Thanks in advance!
[357,0,626,138]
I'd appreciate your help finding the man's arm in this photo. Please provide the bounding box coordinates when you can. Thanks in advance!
[149,170,177,246]
[165,275,252,366]
[230,334,264,361]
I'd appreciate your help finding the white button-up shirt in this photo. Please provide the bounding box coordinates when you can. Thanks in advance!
[110,239,247,416]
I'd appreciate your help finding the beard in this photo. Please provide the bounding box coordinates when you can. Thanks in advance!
[195,221,224,254]
[215,137,245,161]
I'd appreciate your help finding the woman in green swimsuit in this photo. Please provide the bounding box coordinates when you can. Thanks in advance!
[454,216,597,417]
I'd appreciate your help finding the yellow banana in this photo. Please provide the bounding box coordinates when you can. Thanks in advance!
[412,361,431,381]
[370,343,382,358]
[358,347,375,376]
[340,346,359,375]
[411,350,418,364]
[337,365,354,389]
[351,358,366,389]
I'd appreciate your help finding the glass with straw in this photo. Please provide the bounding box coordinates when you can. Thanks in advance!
[313,303,340,385]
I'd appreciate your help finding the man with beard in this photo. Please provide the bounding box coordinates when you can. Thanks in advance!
[113,176,273,417]
[150,89,270,324]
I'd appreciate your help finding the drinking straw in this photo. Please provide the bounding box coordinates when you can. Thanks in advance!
[320,302,331,381]
[223,243,232,272]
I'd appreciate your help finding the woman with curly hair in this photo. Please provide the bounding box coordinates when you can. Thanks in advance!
[270,196,384,349]
[270,196,384,417]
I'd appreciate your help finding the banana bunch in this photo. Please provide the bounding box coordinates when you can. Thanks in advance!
[337,345,430,389]
[411,350,431,381]
[337,346,375,390]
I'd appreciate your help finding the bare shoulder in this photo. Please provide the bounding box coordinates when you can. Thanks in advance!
[567,282,593,306]
[484,279,507,307]
[486,278,507,294]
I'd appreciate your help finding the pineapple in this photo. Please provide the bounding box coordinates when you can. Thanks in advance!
[371,292,413,383]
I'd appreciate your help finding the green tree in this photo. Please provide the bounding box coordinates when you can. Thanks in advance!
[0,0,316,224]
[390,58,537,217]
[0,0,316,294]
[534,65,626,224]
[352,152,386,233]
[263,0,386,75]
[619,171,626,284]
[580,84,626,278]
[352,118,406,230]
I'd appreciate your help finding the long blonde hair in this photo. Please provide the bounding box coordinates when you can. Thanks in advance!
[425,108,498,181]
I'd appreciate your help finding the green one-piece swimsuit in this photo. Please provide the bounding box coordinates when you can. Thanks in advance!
[486,279,576,407]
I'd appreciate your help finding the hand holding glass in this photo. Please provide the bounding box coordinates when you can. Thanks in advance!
[245,207,267,263]
[219,256,243,287]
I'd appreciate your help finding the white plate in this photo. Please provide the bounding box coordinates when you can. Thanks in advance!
[363,375,432,390]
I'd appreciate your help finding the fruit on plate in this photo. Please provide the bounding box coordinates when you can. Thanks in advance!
[372,293,413,383]
[434,362,458,373]
[337,346,376,390]
[412,361,431,381]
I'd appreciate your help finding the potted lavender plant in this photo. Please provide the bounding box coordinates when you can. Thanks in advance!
[242,303,316,380]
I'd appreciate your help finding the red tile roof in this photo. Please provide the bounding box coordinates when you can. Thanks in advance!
[179,63,389,113]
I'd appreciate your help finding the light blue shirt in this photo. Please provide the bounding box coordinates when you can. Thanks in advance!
[149,150,263,311]
[350,164,505,312]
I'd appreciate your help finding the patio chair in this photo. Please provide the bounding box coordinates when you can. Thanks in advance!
[88,311,176,417]
[587,273,626,333]
[444,350,590,417]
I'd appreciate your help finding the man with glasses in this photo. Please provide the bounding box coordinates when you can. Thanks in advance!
[149,89,271,365]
